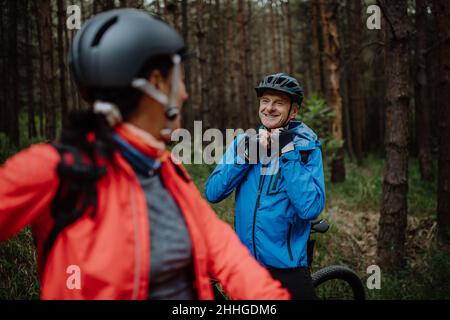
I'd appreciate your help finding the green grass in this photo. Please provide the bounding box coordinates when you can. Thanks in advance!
[365,244,450,300]
[0,133,43,299]
[324,154,437,215]
[0,228,40,299]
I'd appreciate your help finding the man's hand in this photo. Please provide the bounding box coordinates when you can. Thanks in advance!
[272,128,294,155]
[237,128,294,163]
[237,133,258,164]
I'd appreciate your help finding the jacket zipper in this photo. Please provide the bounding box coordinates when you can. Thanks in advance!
[252,173,266,259]
[129,186,142,300]
[287,223,294,261]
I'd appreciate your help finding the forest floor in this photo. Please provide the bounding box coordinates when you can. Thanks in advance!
[0,147,449,299]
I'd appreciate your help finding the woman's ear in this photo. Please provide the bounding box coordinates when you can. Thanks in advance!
[148,69,163,88]
[148,69,171,94]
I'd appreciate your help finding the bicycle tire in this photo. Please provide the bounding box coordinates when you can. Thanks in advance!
[312,265,366,300]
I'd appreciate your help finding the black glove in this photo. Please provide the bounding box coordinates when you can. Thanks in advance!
[276,129,294,154]
[237,133,260,164]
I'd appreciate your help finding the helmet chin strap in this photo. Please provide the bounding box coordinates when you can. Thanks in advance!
[131,54,182,143]
[280,100,294,129]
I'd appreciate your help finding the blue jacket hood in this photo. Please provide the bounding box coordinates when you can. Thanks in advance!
[286,120,321,150]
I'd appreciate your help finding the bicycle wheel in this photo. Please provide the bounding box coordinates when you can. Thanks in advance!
[312,265,366,300]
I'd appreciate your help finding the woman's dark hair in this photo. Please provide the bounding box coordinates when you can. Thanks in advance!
[43,56,174,262]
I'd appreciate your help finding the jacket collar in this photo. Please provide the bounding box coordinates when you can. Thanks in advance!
[114,123,171,163]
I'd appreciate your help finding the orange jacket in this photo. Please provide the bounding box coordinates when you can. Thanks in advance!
[0,125,290,300]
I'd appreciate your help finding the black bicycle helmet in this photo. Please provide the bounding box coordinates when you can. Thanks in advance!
[69,8,186,101]
[255,73,304,105]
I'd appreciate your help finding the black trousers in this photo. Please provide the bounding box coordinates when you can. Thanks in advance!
[268,267,317,300]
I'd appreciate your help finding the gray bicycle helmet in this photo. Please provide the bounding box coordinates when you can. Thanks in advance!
[255,73,304,105]
[69,8,186,100]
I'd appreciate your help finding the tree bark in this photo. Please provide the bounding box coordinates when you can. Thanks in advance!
[120,0,143,8]
[432,0,450,243]
[57,0,68,128]
[226,0,238,129]
[311,0,325,94]
[34,1,44,137]
[349,0,365,165]
[195,0,211,129]
[37,0,57,140]
[414,0,433,181]
[180,0,193,133]
[214,0,227,132]
[318,0,345,182]
[270,2,278,71]
[7,0,20,146]
[0,0,6,135]
[285,1,294,75]
[25,0,37,139]
[237,0,250,129]
[340,0,355,161]
[377,0,410,270]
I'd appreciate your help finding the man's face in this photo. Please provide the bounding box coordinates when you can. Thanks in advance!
[258,90,298,129]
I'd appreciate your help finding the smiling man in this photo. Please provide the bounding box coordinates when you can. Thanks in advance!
[205,73,326,300]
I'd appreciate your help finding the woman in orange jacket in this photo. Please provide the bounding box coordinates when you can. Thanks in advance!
[0,9,290,300]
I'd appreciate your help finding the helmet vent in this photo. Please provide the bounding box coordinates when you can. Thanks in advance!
[91,16,118,47]
[286,82,296,88]
[275,77,285,84]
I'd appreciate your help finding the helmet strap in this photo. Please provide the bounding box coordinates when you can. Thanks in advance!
[281,99,294,128]
[93,100,122,126]
[131,54,182,143]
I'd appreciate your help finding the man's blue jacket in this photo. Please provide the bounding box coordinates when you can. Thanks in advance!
[205,120,325,268]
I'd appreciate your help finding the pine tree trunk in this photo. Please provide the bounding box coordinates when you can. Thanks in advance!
[25,0,37,139]
[237,0,250,129]
[311,0,325,94]
[432,0,450,243]
[270,2,277,71]
[37,0,57,140]
[65,12,76,113]
[285,1,294,75]
[226,1,238,129]
[414,0,433,181]
[215,0,226,132]
[34,1,44,137]
[0,2,4,135]
[7,0,20,146]
[349,0,365,165]
[318,0,345,182]
[195,0,210,129]
[339,1,354,161]
[121,0,142,8]
[246,0,257,128]
[180,0,193,133]
[377,0,410,270]
[57,0,68,128]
